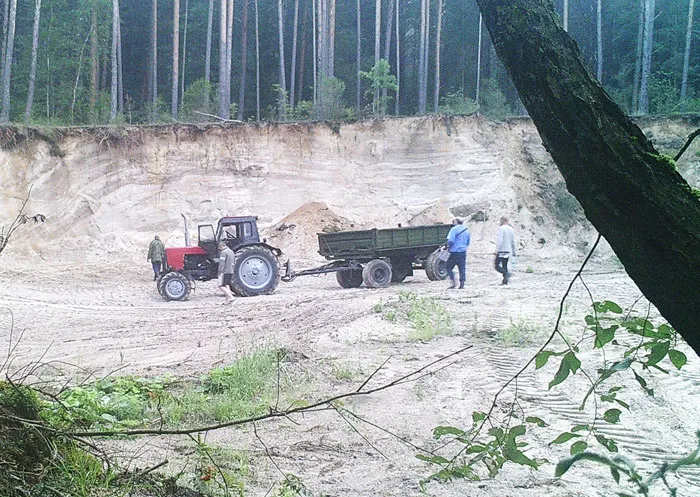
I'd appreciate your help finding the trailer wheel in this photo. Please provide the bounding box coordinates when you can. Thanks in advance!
[336,269,363,288]
[231,245,280,296]
[362,259,392,288]
[390,259,411,283]
[425,251,448,281]
[160,271,191,301]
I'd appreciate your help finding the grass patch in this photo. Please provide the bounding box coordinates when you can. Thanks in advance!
[329,360,365,381]
[374,291,453,341]
[495,318,546,346]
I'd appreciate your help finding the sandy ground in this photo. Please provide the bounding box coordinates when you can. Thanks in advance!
[1,248,698,497]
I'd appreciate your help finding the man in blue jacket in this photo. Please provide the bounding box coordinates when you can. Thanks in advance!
[446,218,470,289]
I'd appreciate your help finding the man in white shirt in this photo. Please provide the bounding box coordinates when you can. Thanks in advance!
[495,217,516,285]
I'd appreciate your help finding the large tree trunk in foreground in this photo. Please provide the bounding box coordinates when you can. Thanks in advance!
[476,0,700,356]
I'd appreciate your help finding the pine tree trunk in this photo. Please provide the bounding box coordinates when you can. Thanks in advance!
[563,0,568,31]
[638,0,655,115]
[90,6,99,114]
[110,0,119,121]
[596,0,602,82]
[24,0,42,123]
[356,0,361,112]
[632,0,644,113]
[394,0,399,115]
[254,0,260,121]
[476,0,700,354]
[218,0,228,118]
[328,0,335,77]
[117,16,123,114]
[226,0,233,109]
[476,13,482,103]
[297,8,308,106]
[373,0,381,112]
[680,0,695,110]
[205,0,213,83]
[433,0,442,112]
[277,0,287,119]
[180,0,189,104]
[1,0,9,84]
[290,0,299,109]
[417,0,427,114]
[0,0,16,122]
[171,0,180,119]
[238,0,248,119]
[381,0,394,112]
[151,0,158,122]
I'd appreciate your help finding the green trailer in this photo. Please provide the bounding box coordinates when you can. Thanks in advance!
[283,224,451,288]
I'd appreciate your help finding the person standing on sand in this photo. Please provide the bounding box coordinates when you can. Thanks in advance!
[495,217,517,285]
[445,218,470,289]
[147,235,166,281]
[218,242,236,303]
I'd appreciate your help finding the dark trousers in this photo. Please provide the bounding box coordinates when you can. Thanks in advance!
[446,251,467,284]
[495,256,510,282]
[151,261,162,278]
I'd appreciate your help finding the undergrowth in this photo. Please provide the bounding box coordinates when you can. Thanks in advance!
[374,291,453,341]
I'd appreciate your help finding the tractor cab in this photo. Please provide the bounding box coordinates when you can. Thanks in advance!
[197,216,261,259]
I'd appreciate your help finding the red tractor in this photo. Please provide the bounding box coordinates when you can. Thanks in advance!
[157,216,282,301]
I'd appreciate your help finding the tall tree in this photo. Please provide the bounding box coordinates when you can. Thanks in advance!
[381,0,395,112]
[475,0,700,354]
[632,0,644,113]
[255,0,260,121]
[226,0,234,108]
[297,7,309,106]
[180,0,189,105]
[218,0,229,118]
[476,13,482,103]
[596,0,603,82]
[117,13,123,113]
[312,0,317,105]
[356,0,361,112]
[394,0,400,115]
[238,0,249,119]
[680,0,695,109]
[110,0,119,121]
[151,0,158,122]
[433,0,442,112]
[373,0,381,110]
[171,0,180,119]
[563,0,568,31]
[0,0,16,122]
[0,0,9,82]
[638,0,655,114]
[205,0,213,83]
[417,0,429,114]
[24,0,42,123]
[90,6,99,115]
[290,0,300,109]
[277,0,287,118]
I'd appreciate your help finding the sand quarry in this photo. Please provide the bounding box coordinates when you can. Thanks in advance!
[1,116,699,496]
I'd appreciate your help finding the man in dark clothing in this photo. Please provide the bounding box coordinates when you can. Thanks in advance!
[147,235,166,281]
[445,218,470,289]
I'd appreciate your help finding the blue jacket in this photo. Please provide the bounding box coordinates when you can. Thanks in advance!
[447,224,470,253]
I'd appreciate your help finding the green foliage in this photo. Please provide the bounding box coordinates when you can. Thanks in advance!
[438,90,479,116]
[316,76,349,121]
[190,436,247,496]
[360,59,398,116]
[495,318,546,346]
[180,79,216,123]
[649,72,680,115]
[377,291,453,341]
[479,78,512,120]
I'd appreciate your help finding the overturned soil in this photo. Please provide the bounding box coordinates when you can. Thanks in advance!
[1,116,699,496]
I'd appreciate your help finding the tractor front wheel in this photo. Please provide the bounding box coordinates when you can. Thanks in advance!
[160,271,192,301]
[362,259,392,288]
[231,245,280,296]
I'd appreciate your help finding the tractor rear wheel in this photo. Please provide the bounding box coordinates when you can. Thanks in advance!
[425,251,448,281]
[362,259,392,288]
[336,269,363,288]
[231,245,280,296]
[160,271,191,301]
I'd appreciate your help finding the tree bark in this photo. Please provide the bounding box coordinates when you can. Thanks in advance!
[596,0,602,82]
[205,0,213,83]
[373,0,381,111]
[312,0,317,105]
[90,6,99,115]
[180,0,189,104]
[226,0,234,108]
[632,0,644,113]
[24,0,42,123]
[218,0,228,118]
[638,0,655,115]
[277,0,287,119]
[297,7,308,106]
[476,13,482,104]
[381,0,394,112]
[433,0,442,112]
[151,0,158,122]
[238,0,249,120]
[475,0,700,355]
[171,0,180,119]
[1,0,9,85]
[110,0,119,121]
[417,0,426,114]
[563,0,568,31]
[356,0,361,112]
[394,0,399,115]
[0,0,16,122]
[254,0,260,121]
[680,0,695,110]
[117,14,124,114]
[290,0,299,108]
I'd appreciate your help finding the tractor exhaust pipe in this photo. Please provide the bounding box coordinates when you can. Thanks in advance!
[181,213,190,246]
